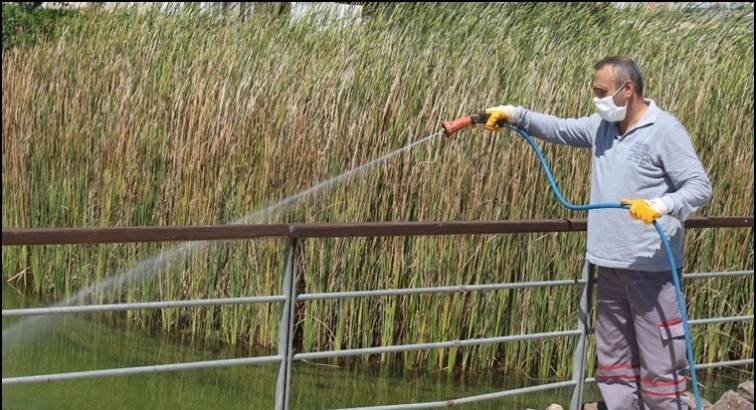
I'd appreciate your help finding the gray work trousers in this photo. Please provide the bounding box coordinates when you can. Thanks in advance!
[595,267,689,410]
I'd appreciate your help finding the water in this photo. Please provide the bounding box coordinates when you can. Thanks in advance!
[2,131,440,355]
[0,287,571,410]
[2,288,749,410]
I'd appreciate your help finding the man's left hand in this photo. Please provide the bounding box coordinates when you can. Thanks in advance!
[620,198,669,224]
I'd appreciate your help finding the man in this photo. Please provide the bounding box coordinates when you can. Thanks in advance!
[484,55,713,410]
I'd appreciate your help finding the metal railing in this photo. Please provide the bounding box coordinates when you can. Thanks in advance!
[2,216,754,410]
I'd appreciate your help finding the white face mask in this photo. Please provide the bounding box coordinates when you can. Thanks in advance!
[593,85,627,122]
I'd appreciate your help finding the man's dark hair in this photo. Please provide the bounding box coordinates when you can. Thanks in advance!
[594,55,644,97]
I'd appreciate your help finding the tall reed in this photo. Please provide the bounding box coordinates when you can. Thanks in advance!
[2,3,753,378]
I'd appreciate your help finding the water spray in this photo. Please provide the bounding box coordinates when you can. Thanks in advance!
[441,111,703,410]
[3,131,442,353]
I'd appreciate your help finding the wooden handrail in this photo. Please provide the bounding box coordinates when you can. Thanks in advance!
[2,216,753,246]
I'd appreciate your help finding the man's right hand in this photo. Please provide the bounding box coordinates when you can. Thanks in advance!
[484,105,516,131]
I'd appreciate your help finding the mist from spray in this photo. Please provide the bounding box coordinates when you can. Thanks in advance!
[2,131,441,355]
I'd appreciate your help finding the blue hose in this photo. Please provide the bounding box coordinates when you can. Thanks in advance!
[505,124,702,410]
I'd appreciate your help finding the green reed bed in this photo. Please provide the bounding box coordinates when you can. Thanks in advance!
[2,3,753,378]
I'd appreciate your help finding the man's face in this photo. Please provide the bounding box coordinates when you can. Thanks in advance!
[592,65,629,104]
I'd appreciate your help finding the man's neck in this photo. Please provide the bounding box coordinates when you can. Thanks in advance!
[618,98,649,135]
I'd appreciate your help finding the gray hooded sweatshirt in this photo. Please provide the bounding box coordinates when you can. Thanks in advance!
[513,100,712,272]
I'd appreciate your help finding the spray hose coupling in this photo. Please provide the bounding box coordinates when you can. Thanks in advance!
[441,111,508,138]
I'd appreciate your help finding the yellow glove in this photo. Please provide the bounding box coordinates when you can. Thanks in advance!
[484,105,516,131]
[620,198,669,225]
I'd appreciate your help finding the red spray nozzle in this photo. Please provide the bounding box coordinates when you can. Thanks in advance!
[441,116,475,138]
[441,111,505,138]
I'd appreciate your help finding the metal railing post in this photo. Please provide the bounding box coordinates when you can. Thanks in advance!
[275,238,298,410]
[569,260,594,410]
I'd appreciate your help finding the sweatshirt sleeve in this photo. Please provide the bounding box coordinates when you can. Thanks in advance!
[658,123,713,221]
[514,106,600,148]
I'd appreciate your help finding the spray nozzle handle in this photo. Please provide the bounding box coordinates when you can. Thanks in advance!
[441,111,508,138]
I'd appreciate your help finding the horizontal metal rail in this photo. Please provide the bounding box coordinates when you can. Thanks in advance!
[1,355,283,386]
[4,338,752,388]
[683,270,754,279]
[0,329,579,386]
[688,315,754,326]
[2,216,753,246]
[296,279,586,301]
[6,309,750,386]
[1,295,286,317]
[1,330,582,387]
[293,330,582,361]
[4,270,752,318]
[691,358,755,371]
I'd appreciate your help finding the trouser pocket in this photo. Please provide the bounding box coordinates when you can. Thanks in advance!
[658,319,686,343]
